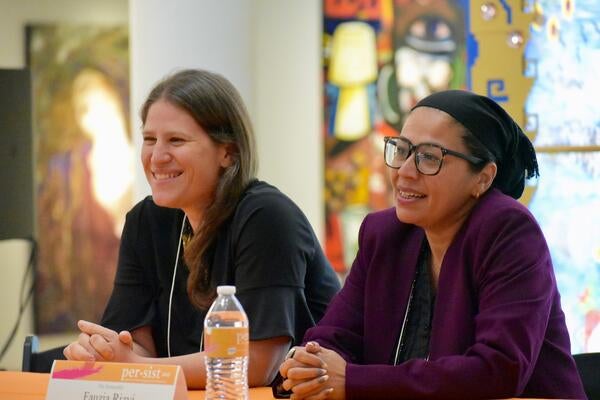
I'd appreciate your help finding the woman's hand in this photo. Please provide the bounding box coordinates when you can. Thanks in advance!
[279,344,327,393]
[63,320,137,363]
[63,330,100,361]
[280,342,346,400]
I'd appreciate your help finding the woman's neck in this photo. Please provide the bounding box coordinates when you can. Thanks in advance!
[424,224,462,289]
[184,211,203,234]
[424,197,478,287]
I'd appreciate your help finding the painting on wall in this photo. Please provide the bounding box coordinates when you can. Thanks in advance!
[322,0,467,277]
[322,0,600,353]
[27,25,133,333]
[523,0,600,352]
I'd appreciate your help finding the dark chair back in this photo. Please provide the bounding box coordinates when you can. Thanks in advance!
[574,352,600,400]
[22,335,66,373]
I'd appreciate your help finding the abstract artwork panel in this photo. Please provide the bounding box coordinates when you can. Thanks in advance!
[27,25,132,333]
[524,0,600,352]
[323,0,467,277]
[528,152,600,353]
[322,0,600,353]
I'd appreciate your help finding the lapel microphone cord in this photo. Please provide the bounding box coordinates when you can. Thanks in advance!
[167,215,187,358]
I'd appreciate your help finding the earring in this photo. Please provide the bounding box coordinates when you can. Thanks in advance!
[474,192,480,199]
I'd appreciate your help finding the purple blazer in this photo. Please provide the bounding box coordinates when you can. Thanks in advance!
[305,189,586,399]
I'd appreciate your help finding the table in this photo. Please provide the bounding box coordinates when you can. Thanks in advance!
[0,371,561,399]
[0,371,275,400]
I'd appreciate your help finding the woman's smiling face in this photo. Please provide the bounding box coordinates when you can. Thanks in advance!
[141,99,231,220]
[389,107,486,236]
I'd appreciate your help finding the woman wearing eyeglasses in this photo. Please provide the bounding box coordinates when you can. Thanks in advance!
[277,90,586,399]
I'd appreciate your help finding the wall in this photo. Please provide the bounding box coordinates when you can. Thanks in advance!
[0,0,129,68]
[0,240,35,370]
[0,0,129,371]
[253,0,323,238]
[129,0,254,202]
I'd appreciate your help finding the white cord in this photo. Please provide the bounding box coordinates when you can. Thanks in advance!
[167,215,187,358]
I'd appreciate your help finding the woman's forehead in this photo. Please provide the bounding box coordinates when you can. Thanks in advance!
[401,107,464,145]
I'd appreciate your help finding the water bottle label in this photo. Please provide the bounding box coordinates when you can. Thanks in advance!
[204,327,249,358]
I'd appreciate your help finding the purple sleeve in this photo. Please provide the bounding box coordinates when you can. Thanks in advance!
[302,216,371,363]
[344,207,558,399]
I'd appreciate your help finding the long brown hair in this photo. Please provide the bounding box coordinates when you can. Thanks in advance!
[141,69,257,309]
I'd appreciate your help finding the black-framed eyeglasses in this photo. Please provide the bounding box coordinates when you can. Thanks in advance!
[384,136,485,176]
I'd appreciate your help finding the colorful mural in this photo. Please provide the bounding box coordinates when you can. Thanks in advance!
[323,0,467,276]
[27,25,132,333]
[523,0,600,353]
[323,0,600,352]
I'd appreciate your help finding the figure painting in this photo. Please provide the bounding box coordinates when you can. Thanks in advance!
[27,25,132,333]
[323,0,466,277]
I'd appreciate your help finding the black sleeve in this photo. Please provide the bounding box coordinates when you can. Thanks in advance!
[100,200,156,332]
[231,191,320,344]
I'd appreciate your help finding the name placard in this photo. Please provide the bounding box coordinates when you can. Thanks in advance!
[46,360,188,400]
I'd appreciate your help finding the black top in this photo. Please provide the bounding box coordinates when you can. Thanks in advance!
[394,242,435,364]
[101,180,341,357]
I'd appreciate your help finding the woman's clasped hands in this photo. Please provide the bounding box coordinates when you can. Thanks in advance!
[63,320,137,363]
[279,342,346,400]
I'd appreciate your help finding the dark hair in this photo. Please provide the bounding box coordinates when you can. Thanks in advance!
[141,69,257,309]
[447,118,496,172]
[412,90,539,199]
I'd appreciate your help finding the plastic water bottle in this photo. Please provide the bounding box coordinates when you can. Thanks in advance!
[204,285,249,400]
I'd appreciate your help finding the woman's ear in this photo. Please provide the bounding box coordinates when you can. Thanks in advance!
[219,143,237,168]
[474,162,497,197]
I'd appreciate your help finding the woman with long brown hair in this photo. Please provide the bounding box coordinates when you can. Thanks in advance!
[64,69,340,389]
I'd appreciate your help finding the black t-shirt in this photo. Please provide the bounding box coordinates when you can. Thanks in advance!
[101,180,341,357]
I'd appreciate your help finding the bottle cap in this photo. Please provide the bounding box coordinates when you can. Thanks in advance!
[217,285,236,295]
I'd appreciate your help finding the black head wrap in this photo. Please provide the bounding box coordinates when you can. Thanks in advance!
[411,90,539,199]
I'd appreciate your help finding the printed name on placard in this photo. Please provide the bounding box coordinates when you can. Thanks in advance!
[45,360,187,400]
